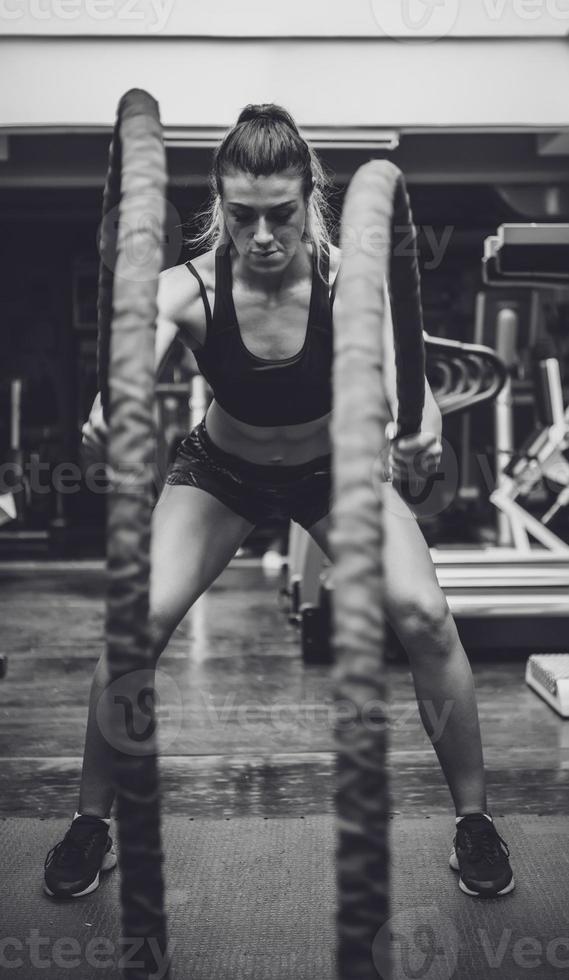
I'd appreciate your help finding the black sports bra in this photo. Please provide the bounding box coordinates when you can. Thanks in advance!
[185,243,338,426]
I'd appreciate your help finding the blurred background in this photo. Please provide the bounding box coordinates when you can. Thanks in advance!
[1,0,569,557]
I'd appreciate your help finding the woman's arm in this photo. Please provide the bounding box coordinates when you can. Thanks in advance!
[154,264,205,376]
[81,264,205,461]
[154,312,179,377]
[421,377,443,440]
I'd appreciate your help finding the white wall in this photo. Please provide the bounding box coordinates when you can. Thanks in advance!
[1,0,569,37]
[1,37,569,130]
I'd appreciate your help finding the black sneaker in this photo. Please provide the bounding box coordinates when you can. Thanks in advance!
[44,815,117,898]
[449,812,515,898]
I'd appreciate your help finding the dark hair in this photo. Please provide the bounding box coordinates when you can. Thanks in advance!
[188,103,334,278]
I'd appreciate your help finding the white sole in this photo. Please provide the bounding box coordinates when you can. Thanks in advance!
[44,846,117,898]
[449,847,515,896]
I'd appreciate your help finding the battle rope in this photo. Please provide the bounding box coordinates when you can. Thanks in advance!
[332,161,426,980]
[96,88,170,980]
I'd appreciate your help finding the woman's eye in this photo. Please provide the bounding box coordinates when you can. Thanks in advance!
[230,209,293,223]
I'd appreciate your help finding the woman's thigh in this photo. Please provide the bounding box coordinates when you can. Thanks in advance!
[307,484,444,619]
[150,483,254,635]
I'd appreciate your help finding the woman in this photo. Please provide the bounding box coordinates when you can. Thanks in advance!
[44,104,513,901]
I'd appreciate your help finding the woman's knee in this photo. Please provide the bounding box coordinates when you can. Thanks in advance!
[389,590,453,652]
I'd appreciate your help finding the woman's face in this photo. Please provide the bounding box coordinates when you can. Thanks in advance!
[220,169,308,273]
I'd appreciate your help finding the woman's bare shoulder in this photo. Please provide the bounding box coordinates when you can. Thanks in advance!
[159,251,215,307]
[157,250,216,340]
[185,248,217,283]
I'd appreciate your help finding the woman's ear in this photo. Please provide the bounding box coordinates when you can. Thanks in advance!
[304,176,316,202]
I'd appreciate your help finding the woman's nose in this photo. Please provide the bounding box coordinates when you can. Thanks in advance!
[253,218,274,246]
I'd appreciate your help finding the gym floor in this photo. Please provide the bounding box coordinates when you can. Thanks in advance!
[2,559,569,980]
[1,558,568,821]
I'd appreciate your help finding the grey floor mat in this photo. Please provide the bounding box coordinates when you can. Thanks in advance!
[1,813,567,980]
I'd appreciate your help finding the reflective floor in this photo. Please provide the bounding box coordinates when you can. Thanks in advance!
[1,560,568,820]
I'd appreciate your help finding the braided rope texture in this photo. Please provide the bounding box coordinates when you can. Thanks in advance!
[97,114,121,422]
[389,175,426,440]
[331,161,425,980]
[100,88,170,980]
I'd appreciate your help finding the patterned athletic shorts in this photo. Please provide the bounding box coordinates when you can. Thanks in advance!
[165,419,332,530]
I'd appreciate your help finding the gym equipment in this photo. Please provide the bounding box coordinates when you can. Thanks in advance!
[287,333,508,664]
[332,160,426,980]
[425,335,507,417]
[97,89,170,980]
[0,379,27,529]
[0,380,24,679]
[289,222,569,663]
[490,359,569,552]
[483,224,569,288]
[434,224,569,645]
[0,493,16,527]
[526,653,569,718]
